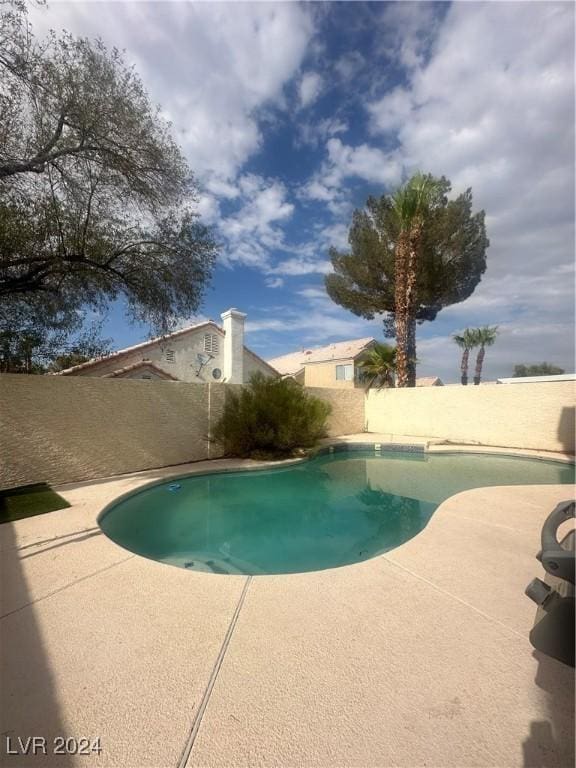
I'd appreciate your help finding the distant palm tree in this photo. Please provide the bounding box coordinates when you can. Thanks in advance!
[453,328,478,385]
[472,326,498,385]
[391,173,444,387]
[357,343,397,389]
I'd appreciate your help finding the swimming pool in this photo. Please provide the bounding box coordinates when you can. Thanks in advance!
[98,448,574,575]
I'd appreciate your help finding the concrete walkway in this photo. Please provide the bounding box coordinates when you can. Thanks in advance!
[1,443,574,767]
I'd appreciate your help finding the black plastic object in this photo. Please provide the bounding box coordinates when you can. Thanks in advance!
[539,500,575,584]
[526,500,575,667]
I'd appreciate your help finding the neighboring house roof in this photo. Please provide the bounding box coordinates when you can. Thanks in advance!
[55,319,220,376]
[101,360,179,381]
[415,377,444,386]
[268,337,375,375]
[55,319,278,378]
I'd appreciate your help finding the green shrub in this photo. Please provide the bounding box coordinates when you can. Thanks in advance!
[213,373,332,459]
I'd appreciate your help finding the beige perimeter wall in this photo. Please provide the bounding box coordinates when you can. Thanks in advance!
[3,375,571,490]
[366,382,575,453]
[0,375,229,490]
[1,377,365,490]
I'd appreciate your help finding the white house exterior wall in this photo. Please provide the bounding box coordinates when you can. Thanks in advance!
[68,327,272,384]
[140,328,226,383]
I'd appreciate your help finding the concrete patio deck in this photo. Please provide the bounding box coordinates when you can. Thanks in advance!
[1,440,574,768]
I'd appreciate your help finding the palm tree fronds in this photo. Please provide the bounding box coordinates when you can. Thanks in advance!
[357,342,397,389]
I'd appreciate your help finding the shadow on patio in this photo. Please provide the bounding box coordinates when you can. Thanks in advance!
[522,650,575,768]
[1,523,74,767]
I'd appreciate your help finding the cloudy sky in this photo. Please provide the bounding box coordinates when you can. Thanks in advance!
[31,1,575,382]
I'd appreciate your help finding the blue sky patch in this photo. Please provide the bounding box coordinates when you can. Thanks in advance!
[31,1,575,382]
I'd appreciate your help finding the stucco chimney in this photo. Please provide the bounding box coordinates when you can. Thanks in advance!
[220,308,246,384]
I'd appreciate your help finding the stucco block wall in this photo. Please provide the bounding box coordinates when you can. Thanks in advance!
[307,387,366,436]
[0,375,230,490]
[366,382,575,453]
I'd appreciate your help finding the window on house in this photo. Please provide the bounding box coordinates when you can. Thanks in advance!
[204,334,219,354]
[164,349,175,363]
[335,364,354,381]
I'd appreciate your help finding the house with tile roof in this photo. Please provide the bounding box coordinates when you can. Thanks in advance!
[57,309,278,384]
[267,338,376,389]
[268,338,445,389]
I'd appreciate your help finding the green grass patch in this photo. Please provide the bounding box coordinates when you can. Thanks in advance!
[0,483,71,524]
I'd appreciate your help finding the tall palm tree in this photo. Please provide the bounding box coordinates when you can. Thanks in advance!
[473,326,499,385]
[357,343,397,389]
[453,328,478,385]
[391,173,443,387]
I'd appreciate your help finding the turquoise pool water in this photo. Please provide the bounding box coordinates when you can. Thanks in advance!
[99,449,574,575]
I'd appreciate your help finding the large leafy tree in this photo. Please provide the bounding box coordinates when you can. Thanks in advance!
[0,1,217,345]
[513,363,565,378]
[0,322,111,374]
[326,174,489,386]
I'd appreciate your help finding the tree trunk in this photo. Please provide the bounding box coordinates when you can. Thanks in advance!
[407,316,417,386]
[404,227,420,387]
[460,348,469,385]
[394,232,409,387]
[473,346,485,385]
[395,229,419,387]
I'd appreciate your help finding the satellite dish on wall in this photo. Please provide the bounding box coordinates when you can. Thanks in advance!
[195,352,214,377]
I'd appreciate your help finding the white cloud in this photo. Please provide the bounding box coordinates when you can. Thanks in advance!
[301,137,403,208]
[297,287,327,300]
[369,3,574,274]
[218,175,295,269]
[440,266,575,323]
[246,293,375,349]
[297,116,348,149]
[325,138,403,187]
[367,1,574,374]
[301,178,337,203]
[269,257,332,277]
[195,192,220,226]
[298,71,323,108]
[299,136,403,225]
[30,1,313,183]
[265,277,284,289]
[369,87,413,132]
[378,2,442,73]
[334,51,365,82]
